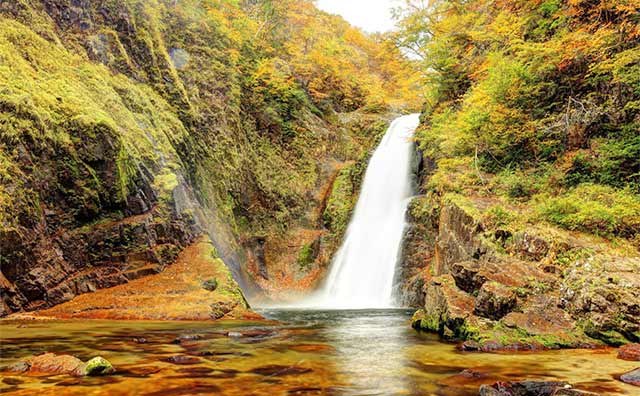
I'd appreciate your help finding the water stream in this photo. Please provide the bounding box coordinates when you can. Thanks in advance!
[306,114,420,309]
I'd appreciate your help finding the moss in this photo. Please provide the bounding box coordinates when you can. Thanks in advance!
[411,309,442,333]
[296,242,316,269]
[82,356,115,376]
[202,278,218,292]
[579,319,630,347]
[322,162,361,237]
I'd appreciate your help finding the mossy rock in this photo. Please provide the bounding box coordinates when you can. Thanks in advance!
[82,356,115,376]
[202,278,218,292]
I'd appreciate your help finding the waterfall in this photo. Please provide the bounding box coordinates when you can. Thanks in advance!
[309,114,420,309]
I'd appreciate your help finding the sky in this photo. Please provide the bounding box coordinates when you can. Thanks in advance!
[315,0,399,33]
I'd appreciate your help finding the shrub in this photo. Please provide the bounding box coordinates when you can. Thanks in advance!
[537,184,640,237]
[482,205,517,229]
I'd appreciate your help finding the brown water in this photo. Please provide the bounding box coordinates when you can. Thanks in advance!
[0,309,637,396]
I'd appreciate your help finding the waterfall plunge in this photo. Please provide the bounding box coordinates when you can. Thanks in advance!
[307,114,420,309]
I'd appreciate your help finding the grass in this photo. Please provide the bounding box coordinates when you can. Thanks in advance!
[536,184,640,238]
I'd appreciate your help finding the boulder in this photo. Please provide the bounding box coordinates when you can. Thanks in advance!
[23,353,84,375]
[619,368,640,386]
[474,281,517,320]
[6,353,115,376]
[618,343,640,361]
[82,356,115,376]
[450,258,552,294]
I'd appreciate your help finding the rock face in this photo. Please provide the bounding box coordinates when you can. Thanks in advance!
[0,0,395,315]
[474,282,517,320]
[406,193,640,348]
[27,237,253,321]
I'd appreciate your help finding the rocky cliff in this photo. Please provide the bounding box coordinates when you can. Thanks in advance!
[0,0,418,316]
[405,190,640,348]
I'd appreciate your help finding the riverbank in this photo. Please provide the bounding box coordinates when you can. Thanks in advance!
[4,237,258,322]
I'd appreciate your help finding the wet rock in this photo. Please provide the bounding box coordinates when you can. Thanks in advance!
[498,294,586,349]
[287,387,324,395]
[173,367,215,378]
[6,361,30,373]
[160,356,201,365]
[459,368,487,379]
[10,353,84,375]
[617,343,640,361]
[118,366,162,378]
[249,365,312,376]
[144,383,221,396]
[409,361,465,374]
[479,381,599,396]
[619,368,640,386]
[7,353,116,377]
[172,334,203,344]
[411,274,481,340]
[289,344,334,353]
[82,356,115,376]
[474,281,517,320]
[2,377,24,385]
[437,368,489,389]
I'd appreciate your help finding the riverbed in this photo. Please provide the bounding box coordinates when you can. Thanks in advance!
[0,309,637,395]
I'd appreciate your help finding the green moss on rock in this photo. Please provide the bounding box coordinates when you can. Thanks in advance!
[82,356,115,376]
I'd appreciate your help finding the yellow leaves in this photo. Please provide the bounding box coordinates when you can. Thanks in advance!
[485,11,526,44]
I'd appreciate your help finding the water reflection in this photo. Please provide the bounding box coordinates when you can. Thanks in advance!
[266,309,416,395]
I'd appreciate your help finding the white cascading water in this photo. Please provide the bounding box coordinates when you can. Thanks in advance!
[307,114,420,309]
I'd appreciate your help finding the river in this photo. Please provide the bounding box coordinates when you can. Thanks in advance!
[1,309,637,395]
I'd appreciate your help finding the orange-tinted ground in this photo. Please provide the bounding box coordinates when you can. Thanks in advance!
[13,236,261,321]
[248,161,346,303]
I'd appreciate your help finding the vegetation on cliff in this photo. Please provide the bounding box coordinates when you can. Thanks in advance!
[396,0,639,238]
[395,0,640,347]
[0,0,421,314]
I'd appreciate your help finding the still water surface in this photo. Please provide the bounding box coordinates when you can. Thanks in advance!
[0,309,637,395]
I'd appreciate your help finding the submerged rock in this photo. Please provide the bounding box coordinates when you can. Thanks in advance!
[6,353,115,376]
[172,334,204,344]
[618,343,640,361]
[160,355,201,365]
[249,365,312,376]
[619,368,640,386]
[479,381,599,396]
